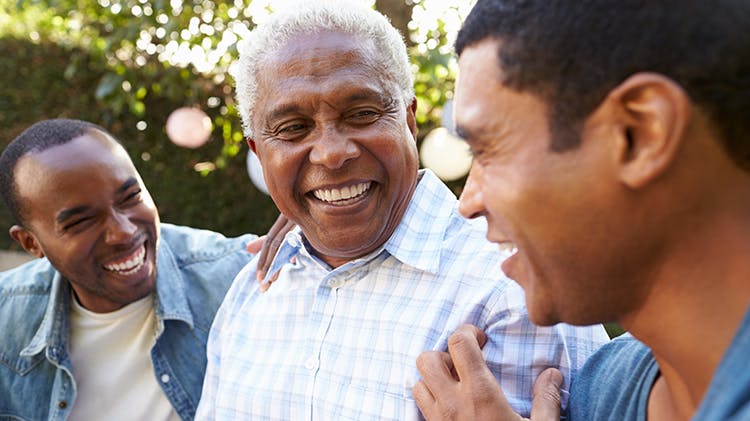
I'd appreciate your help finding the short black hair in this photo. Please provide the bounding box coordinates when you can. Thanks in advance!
[456,0,750,167]
[0,118,115,225]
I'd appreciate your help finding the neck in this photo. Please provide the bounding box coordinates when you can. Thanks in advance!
[619,197,750,419]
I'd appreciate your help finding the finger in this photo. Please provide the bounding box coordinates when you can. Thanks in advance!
[416,351,458,393]
[412,380,436,418]
[245,235,266,255]
[414,352,459,421]
[259,269,281,293]
[256,214,294,282]
[446,325,492,384]
[530,368,563,421]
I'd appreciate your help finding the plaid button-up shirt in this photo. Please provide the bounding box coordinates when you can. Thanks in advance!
[197,170,609,420]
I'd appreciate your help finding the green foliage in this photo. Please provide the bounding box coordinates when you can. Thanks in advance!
[0,0,463,248]
[0,35,278,249]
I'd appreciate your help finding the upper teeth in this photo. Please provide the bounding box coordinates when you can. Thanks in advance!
[104,245,145,274]
[498,243,518,255]
[313,182,371,203]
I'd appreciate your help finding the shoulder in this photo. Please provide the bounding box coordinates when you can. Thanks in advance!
[568,334,656,420]
[158,223,257,282]
[159,223,256,277]
[693,308,750,419]
[0,259,55,360]
[0,257,56,298]
[160,223,257,261]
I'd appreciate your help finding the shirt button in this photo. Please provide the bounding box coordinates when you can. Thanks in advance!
[58,401,68,409]
[161,374,170,383]
[304,357,318,371]
[328,278,345,288]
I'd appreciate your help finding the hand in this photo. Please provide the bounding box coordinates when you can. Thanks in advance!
[245,213,296,291]
[413,324,562,421]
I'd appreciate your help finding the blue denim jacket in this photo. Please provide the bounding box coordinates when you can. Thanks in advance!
[0,223,255,421]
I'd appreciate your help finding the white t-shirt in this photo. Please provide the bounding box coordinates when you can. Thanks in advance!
[68,294,180,421]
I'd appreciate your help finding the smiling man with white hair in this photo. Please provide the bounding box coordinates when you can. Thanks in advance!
[195,2,609,419]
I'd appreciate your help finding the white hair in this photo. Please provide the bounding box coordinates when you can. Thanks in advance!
[232,0,415,137]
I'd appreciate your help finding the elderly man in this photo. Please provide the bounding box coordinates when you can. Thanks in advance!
[414,1,750,420]
[0,119,281,420]
[195,2,609,419]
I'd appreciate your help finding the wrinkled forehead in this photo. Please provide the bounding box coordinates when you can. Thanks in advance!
[267,29,376,65]
[256,30,385,90]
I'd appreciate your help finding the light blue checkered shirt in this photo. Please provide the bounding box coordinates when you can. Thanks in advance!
[197,169,609,420]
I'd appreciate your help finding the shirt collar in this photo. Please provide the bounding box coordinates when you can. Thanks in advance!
[153,231,194,328]
[382,169,455,274]
[21,268,69,357]
[21,229,194,357]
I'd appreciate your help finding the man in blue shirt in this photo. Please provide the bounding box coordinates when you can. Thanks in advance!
[413,1,750,420]
[0,119,281,420]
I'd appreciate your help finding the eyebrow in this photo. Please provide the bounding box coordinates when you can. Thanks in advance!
[266,104,304,123]
[55,177,138,224]
[265,90,394,123]
[56,205,89,224]
[116,177,139,195]
[343,91,391,105]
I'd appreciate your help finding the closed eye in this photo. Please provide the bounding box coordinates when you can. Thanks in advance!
[346,109,380,124]
[279,123,308,133]
[122,189,142,205]
[63,216,94,232]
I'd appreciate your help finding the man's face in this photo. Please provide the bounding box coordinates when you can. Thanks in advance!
[12,130,160,313]
[249,31,419,268]
[455,39,642,326]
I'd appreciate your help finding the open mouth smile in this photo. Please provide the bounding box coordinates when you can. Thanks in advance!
[497,242,518,255]
[312,181,372,206]
[103,243,146,276]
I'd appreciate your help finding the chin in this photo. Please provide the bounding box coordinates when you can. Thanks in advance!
[527,309,561,327]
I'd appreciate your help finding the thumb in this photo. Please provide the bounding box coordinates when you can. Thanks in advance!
[530,367,563,421]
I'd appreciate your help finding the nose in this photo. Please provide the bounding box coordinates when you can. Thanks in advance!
[458,163,486,220]
[308,126,360,169]
[105,211,137,245]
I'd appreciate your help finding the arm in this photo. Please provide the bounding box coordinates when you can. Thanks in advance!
[414,324,562,421]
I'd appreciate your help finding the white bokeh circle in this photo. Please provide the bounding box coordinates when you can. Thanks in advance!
[419,127,473,181]
[246,150,270,195]
[165,107,212,148]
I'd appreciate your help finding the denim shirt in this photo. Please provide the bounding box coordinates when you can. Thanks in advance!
[0,223,255,421]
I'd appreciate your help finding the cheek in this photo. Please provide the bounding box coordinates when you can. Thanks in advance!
[259,146,299,186]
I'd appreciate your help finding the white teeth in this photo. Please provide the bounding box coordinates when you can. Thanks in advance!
[313,182,371,203]
[498,243,518,255]
[104,245,146,274]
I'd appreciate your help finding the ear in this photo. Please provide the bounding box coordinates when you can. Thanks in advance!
[246,137,257,155]
[406,97,418,139]
[9,225,45,258]
[606,72,691,189]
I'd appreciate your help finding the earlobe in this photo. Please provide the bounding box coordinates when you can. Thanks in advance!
[9,225,45,258]
[609,72,691,189]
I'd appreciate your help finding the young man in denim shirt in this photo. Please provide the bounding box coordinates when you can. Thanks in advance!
[0,119,279,420]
